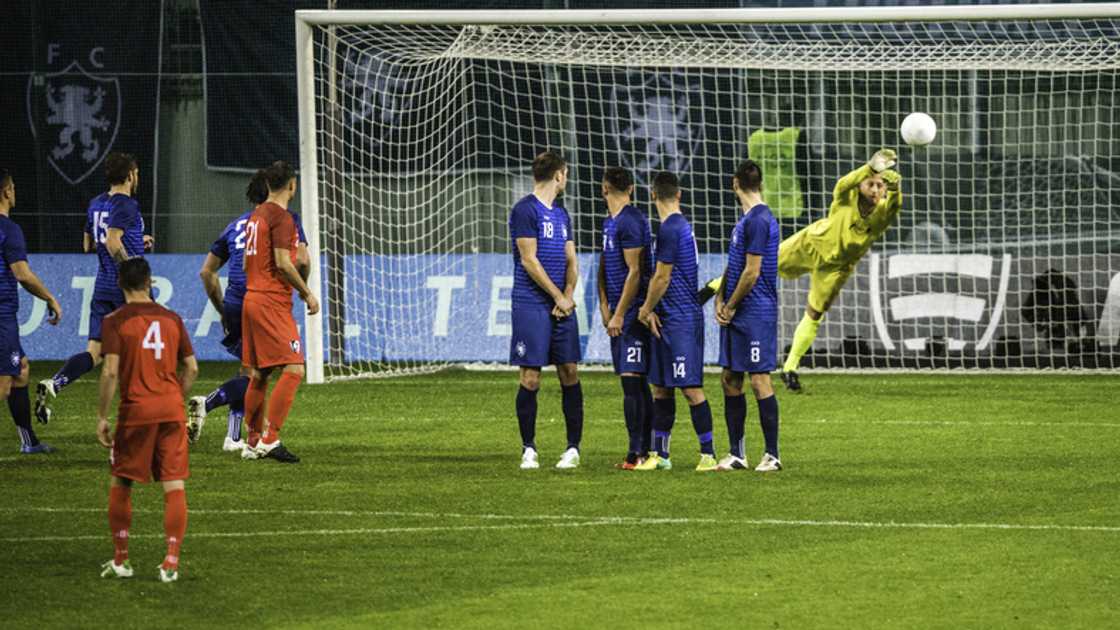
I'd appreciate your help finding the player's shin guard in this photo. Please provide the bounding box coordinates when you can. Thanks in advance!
[757,395,780,458]
[783,314,821,373]
[53,351,95,392]
[561,382,583,451]
[652,397,675,458]
[639,378,654,454]
[162,489,187,571]
[7,386,38,447]
[620,376,644,455]
[689,401,715,455]
[243,377,268,446]
[108,485,132,565]
[206,375,249,414]
[263,372,302,444]
[516,386,538,449]
[724,394,746,459]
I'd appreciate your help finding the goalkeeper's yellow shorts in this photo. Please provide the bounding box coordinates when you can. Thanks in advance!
[778,227,855,314]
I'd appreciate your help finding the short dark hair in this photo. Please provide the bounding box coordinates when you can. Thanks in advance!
[0,168,11,189]
[247,169,269,204]
[651,171,680,201]
[263,161,296,192]
[117,257,151,292]
[104,152,138,186]
[532,151,566,183]
[734,160,763,193]
[602,166,633,193]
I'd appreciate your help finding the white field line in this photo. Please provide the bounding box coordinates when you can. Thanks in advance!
[0,520,623,543]
[2,508,1118,543]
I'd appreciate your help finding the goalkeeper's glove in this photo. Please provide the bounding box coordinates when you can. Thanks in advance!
[868,148,897,173]
[880,169,901,191]
[696,276,723,306]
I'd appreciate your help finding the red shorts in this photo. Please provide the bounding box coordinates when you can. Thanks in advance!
[242,293,304,369]
[111,421,190,483]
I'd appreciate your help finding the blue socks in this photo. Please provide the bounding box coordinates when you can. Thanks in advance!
[757,395,780,458]
[53,351,95,391]
[652,397,675,458]
[8,386,38,447]
[620,376,645,456]
[561,382,583,451]
[689,400,715,455]
[516,385,538,450]
[206,375,249,414]
[724,394,747,459]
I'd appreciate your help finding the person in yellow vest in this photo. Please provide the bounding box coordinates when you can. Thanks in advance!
[778,149,902,391]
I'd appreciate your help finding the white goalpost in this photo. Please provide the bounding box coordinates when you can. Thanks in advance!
[296,4,1120,383]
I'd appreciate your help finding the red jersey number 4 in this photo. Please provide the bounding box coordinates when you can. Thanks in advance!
[142,321,166,360]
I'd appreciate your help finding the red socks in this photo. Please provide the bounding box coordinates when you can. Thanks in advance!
[262,371,302,444]
[163,489,187,571]
[108,485,132,565]
[243,376,268,446]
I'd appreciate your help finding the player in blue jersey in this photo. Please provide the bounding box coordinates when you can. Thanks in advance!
[0,169,63,453]
[714,160,782,472]
[595,166,655,469]
[36,153,152,423]
[635,172,719,472]
[509,151,584,470]
[188,170,309,452]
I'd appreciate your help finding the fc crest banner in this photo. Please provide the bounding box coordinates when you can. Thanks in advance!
[0,1,162,252]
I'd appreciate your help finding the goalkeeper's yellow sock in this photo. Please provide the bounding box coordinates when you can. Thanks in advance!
[783,313,822,373]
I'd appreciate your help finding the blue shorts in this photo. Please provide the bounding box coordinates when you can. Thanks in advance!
[89,298,123,342]
[609,323,650,375]
[719,318,778,374]
[220,302,244,359]
[648,319,704,389]
[0,317,25,377]
[509,307,581,367]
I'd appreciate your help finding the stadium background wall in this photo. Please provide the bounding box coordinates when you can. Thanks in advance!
[0,0,1113,254]
[13,253,1120,367]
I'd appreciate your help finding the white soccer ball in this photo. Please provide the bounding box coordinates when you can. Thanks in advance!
[900,112,937,146]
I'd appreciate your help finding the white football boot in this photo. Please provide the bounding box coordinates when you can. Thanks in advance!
[186,396,207,444]
[716,454,749,471]
[519,447,539,470]
[755,453,782,472]
[555,447,580,469]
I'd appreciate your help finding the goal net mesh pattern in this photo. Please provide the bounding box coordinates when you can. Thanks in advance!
[305,17,1120,380]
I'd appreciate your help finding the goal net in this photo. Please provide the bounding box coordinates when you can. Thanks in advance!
[296,7,1120,382]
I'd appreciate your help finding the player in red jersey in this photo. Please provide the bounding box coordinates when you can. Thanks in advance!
[240,161,319,463]
[96,257,198,583]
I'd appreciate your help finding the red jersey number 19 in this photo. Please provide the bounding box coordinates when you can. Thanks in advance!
[244,220,260,257]
[142,321,165,360]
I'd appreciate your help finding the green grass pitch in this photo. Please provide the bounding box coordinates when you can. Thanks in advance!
[1,363,1118,628]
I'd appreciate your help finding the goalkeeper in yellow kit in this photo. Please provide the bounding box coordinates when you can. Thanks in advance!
[778,148,902,391]
[698,149,904,391]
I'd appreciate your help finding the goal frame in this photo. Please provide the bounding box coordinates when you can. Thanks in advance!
[294,3,1120,383]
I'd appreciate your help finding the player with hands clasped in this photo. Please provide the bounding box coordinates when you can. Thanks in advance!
[713,160,782,472]
[0,168,63,454]
[635,172,719,472]
[509,151,584,470]
[595,166,655,469]
[778,149,903,391]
